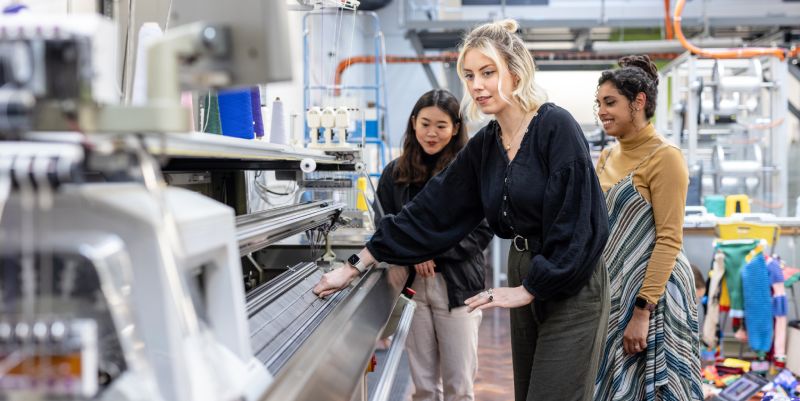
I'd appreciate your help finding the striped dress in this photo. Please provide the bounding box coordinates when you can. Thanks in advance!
[594,148,702,401]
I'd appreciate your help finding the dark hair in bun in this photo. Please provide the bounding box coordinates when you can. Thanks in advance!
[598,54,659,119]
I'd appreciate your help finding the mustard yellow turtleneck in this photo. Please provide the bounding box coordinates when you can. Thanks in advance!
[596,124,689,305]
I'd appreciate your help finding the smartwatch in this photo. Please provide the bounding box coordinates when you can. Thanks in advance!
[634,296,656,312]
[347,253,369,275]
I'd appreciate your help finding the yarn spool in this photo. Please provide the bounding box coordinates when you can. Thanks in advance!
[180,92,195,131]
[250,87,264,138]
[218,88,255,139]
[270,97,287,145]
[202,91,222,134]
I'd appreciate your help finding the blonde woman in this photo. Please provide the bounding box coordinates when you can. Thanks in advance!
[315,19,609,401]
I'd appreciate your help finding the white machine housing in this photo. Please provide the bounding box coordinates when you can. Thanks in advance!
[0,14,119,104]
[2,182,271,401]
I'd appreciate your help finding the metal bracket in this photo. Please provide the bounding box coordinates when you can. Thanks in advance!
[405,30,440,90]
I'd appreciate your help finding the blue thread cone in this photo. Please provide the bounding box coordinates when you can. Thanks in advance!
[218,88,255,139]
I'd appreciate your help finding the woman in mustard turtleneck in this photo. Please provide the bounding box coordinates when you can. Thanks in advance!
[592,55,701,401]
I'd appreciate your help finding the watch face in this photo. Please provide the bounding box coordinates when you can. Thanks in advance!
[348,254,360,266]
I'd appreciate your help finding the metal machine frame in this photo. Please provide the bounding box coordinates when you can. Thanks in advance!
[657,52,790,215]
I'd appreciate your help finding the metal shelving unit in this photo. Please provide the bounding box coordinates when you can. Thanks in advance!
[302,10,390,176]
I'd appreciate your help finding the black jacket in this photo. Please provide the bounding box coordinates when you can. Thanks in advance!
[376,158,493,310]
[367,103,609,301]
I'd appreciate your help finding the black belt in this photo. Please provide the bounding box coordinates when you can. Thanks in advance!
[512,234,541,253]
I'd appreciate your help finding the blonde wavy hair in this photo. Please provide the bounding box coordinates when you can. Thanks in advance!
[456,19,548,121]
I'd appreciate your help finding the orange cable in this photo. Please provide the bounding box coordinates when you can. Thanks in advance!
[663,0,674,40]
[333,53,459,96]
[674,0,786,60]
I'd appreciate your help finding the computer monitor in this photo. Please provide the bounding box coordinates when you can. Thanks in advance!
[169,0,293,86]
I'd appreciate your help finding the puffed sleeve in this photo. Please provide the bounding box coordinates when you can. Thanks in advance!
[366,132,487,265]
[435,219,493,263]
[522,109,609,300]
[374,160,400,218]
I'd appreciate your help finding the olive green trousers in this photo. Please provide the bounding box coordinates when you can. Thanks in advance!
[506,245,609,401]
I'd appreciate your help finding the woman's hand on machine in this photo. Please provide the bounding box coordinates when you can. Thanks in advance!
[313,264,360,298]
[464,286,534,312]
[313,248,376,298]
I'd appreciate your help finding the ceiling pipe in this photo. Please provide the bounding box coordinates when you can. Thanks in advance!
[333,54,458,96]
[663,0,674,40]
[593,37,742,54]
[674,0,786,60]
[333,51,683,96]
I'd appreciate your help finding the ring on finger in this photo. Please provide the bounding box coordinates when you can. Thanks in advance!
[487,288,494,302]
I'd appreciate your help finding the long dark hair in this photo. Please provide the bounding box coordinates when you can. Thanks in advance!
[598,55,659,120]
[394,89,468,185]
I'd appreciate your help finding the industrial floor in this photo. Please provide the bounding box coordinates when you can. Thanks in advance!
[367,306,515,401]
[474,307,515,400]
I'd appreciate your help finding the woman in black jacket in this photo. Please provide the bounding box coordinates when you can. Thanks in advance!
[376,89,492,401]
[316,19,609,401]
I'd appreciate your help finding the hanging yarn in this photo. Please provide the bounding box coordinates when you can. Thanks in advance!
[768,257,788,364]
[703,251,725,349]
[718,239,760,323]
[741,249,773,353]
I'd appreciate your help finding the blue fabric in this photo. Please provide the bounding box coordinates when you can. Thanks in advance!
[218,89,255,139]
[768,259,784,284]
[767,258,787,316]
[774,295,788,317]
[741,252,773,353]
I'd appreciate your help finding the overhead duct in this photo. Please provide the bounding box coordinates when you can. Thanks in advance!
[592,38,744,55]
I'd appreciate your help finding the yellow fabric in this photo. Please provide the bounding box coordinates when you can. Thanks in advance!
[722,358,751,372]
[597,124,689,304]
[720,278,731,308]
[356,177,369,211]
[745,243,765,263]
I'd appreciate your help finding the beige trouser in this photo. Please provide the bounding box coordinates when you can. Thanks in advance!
[406,273,482,401]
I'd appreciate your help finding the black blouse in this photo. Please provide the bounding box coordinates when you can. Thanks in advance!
[376,156,493,309]
[366,103,609,301]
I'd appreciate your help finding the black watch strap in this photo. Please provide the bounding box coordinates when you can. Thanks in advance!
[635,296,656,312]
